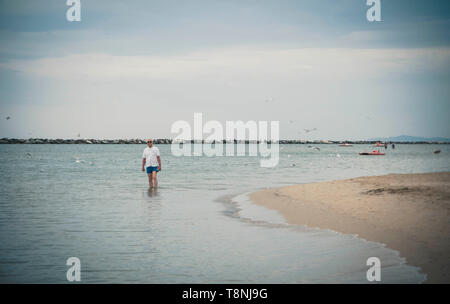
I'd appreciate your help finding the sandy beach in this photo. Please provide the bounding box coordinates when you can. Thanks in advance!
[249,172,450,283]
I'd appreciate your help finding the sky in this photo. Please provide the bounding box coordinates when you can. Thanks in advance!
[0,0,449,140]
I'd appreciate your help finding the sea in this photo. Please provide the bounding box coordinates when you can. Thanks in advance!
[0,143,448,283]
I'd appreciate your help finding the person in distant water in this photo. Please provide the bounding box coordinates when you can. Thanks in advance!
[384,143,388,149]
[142,139,161,188]
[392,143,395,149]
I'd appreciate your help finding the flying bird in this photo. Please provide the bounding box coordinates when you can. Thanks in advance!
[304,128,317,133]
[308,145,320,151]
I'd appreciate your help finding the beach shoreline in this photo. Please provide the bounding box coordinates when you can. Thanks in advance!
[249,172,450,283]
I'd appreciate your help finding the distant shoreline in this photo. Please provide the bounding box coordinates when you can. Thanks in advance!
[249,172,450,283]
[1,138,449,144]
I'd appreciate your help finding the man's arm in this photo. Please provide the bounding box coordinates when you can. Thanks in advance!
[142,158,146,171]
[157,156,161,171]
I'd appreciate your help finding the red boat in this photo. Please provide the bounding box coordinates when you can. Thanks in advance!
[359,150,385,156]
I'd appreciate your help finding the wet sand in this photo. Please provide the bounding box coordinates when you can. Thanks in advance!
[249,172,450,283]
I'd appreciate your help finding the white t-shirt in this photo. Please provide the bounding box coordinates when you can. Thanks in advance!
[142,146,160,167]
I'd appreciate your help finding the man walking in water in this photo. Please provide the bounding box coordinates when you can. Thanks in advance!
[142,139,161,188]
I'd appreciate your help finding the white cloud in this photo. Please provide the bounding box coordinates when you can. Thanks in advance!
[1,46,449,139]
[2,47,449,82]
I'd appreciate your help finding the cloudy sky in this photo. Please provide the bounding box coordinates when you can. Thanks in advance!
[0,0,449,140]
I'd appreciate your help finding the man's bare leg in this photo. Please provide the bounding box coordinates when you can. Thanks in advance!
[152,171,158,188]
[147,174,153,188]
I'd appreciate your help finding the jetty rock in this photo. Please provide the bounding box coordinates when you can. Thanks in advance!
[0,138,448,145]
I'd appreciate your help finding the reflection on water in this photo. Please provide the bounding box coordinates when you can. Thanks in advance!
[147,188,158,198]
[0,144,448,283]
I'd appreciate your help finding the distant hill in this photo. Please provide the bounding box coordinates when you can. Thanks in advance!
[368,135,450,142]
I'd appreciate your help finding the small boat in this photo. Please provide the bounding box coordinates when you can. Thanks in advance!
[359,150,385,156]
[339,143,353,147]
[434,150,441,154]
[373,142,384,147]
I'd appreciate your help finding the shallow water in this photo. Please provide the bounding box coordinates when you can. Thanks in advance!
[0,143,448,283]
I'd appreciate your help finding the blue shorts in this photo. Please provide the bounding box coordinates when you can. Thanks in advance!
[146,166,159,174]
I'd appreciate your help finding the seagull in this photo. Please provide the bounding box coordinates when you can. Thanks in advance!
[265,98,274,103]
[308,146,320,151]
[304,128,317,133]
